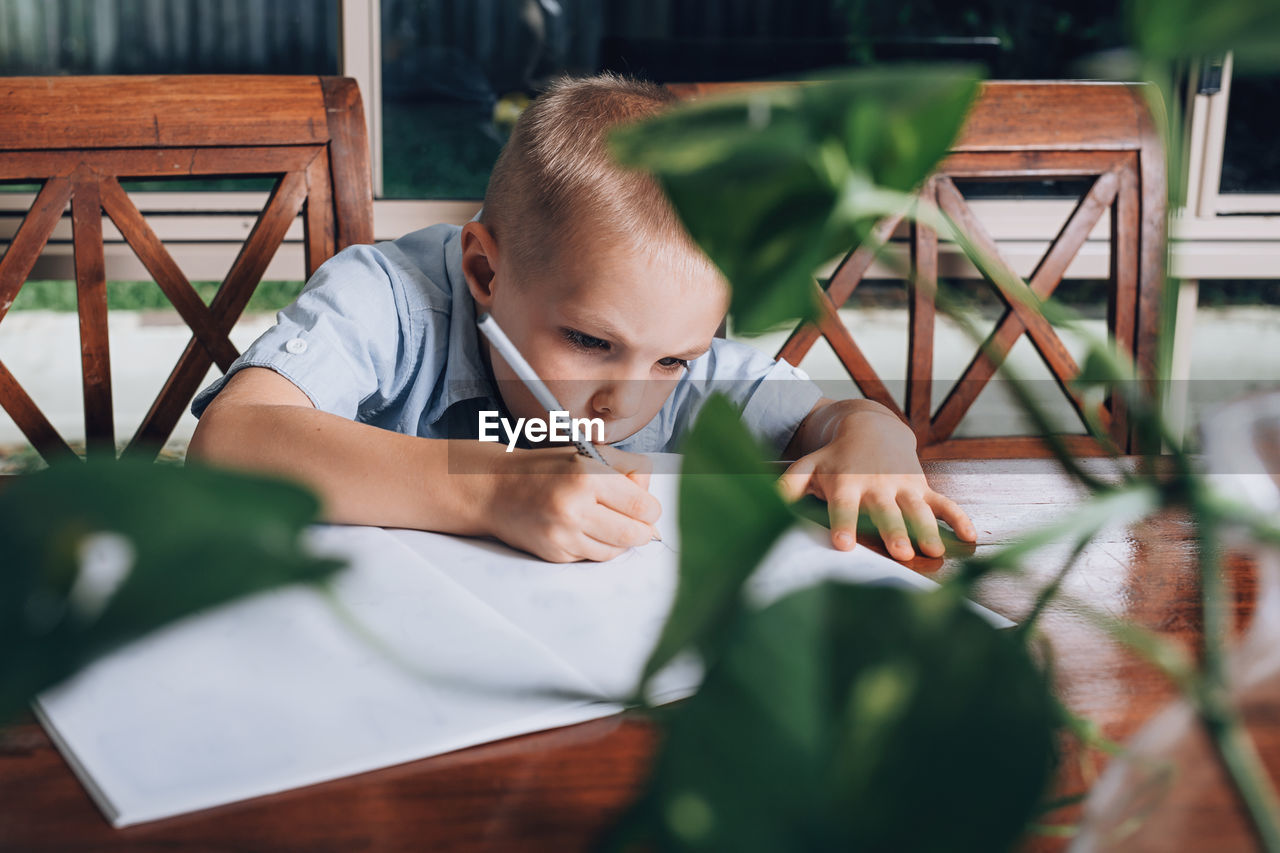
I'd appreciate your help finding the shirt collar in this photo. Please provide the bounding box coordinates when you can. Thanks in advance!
[424,226,501,427]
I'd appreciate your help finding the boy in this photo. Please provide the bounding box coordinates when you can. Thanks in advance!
[188,74,975,564]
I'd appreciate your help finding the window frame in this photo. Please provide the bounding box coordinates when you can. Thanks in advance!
[1186,52,1280,217]
[4,7,1279,281]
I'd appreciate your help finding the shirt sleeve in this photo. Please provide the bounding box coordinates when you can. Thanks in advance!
[664,338,825,456]
[191,244,419,421]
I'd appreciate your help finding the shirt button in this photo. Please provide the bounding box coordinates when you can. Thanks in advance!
[285,337,308,355]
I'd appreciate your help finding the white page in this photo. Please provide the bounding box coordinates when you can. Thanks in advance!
[391,455,1010,701]
[35,453,1010,828]
[387,465,687,700]
[35,526,612,827]
[748,523,1014,630]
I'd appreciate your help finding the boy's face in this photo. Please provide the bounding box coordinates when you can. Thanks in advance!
[464,223,728,445]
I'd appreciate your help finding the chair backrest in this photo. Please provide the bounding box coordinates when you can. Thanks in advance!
[670,81,1166,457]
[0,75,374,463]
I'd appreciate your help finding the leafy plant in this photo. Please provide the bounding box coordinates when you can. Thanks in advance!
[607,3,1280,850]
[608,403,1057,853]
[607,65,1064,849]
[611,66,980,334]
[0,459,342,722]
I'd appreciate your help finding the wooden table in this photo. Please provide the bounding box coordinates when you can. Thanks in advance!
[0,459,1264,851]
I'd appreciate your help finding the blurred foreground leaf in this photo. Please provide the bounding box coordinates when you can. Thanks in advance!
[1132,0,1280,68]
[0,460,342,721]
[610,583,1058,852]
[611,65,980,334]
[639,395,795,691]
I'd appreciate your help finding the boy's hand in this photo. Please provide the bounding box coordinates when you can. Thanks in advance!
[779,404,976,562]
[479,444,662,563]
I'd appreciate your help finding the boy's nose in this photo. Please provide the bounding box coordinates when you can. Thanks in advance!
[590,380,646,421]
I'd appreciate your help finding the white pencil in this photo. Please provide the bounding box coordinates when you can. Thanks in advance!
[476,312,610,466]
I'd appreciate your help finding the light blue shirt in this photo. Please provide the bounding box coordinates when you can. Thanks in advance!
[192,224,824,455]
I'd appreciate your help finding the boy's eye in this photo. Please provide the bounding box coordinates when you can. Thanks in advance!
[657,356,689,372]
[563,328,610,352]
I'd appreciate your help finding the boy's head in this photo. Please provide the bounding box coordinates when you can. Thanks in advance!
[462,74,729,445]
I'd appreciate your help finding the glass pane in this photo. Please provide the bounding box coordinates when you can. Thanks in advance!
[956,178,1095,200]
[381,0,608,200]
[1220,71,1280,196]
[0,0,339,76]
[381,0,1128,200]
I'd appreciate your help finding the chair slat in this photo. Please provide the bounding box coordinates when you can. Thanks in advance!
[920,435,1113,461]
[938,149,1127,179]
[0,145,323,182]
[0,358,76,461]
[0,76,328,150]
[127,170,310,455]
[906,181,938,441]
[825,213,904,308]
[71,180,114,458]
[0,178,73,321]
[304,151,336,279]
[928,171,1120,442]
[776,214,901,367]
[99,177,240,373]
[1136,111,1168,388]
[816,292,905,420]
[952,83,1147,152]
[1109,167,1141,450]
[936,179,1095,433]
[321,77,375,248]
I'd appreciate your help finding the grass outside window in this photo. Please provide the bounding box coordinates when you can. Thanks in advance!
[7,280,305,313]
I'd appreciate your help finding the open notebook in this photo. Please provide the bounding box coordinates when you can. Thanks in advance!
[35,455,1010,827]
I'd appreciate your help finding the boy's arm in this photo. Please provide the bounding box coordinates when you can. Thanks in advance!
[188,367,661,562]
[779,397,977,561]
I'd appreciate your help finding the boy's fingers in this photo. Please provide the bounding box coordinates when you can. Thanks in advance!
[595,504,661,544]
[574,531,631,563]
[595,476,662,526]
[778,456,817,502]
[926,491,977,542]
[826,486,862,551]
[899,493,944,558]
[584,504,657,550]
[864,491,914,561]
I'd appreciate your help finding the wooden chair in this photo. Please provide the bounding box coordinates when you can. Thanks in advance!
[0,75,374,463]
[670,81,1166,457]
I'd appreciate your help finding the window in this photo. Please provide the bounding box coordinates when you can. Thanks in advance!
[1220,70,1280,198]
[0,0,339,77]
[373,0,1127,201]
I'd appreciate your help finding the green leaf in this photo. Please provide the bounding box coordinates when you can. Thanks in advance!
[0,460,343,721]
[1074,346,1131,389]
[638,395,796,690]
[609,583,1058,852]
[611,65,982,335]
[1132,0,1280,68]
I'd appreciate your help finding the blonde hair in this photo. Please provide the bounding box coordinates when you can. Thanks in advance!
[481,73,710,279]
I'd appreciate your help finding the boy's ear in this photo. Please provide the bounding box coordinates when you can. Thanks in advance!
[460,221,500,309]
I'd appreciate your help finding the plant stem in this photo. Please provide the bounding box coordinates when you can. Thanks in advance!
[1015,532,1093,641]
[1193,484,1280,850]
[1201,693,1280,852]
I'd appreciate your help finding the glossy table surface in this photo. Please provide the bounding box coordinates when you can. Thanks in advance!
[0,458,1265,851]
